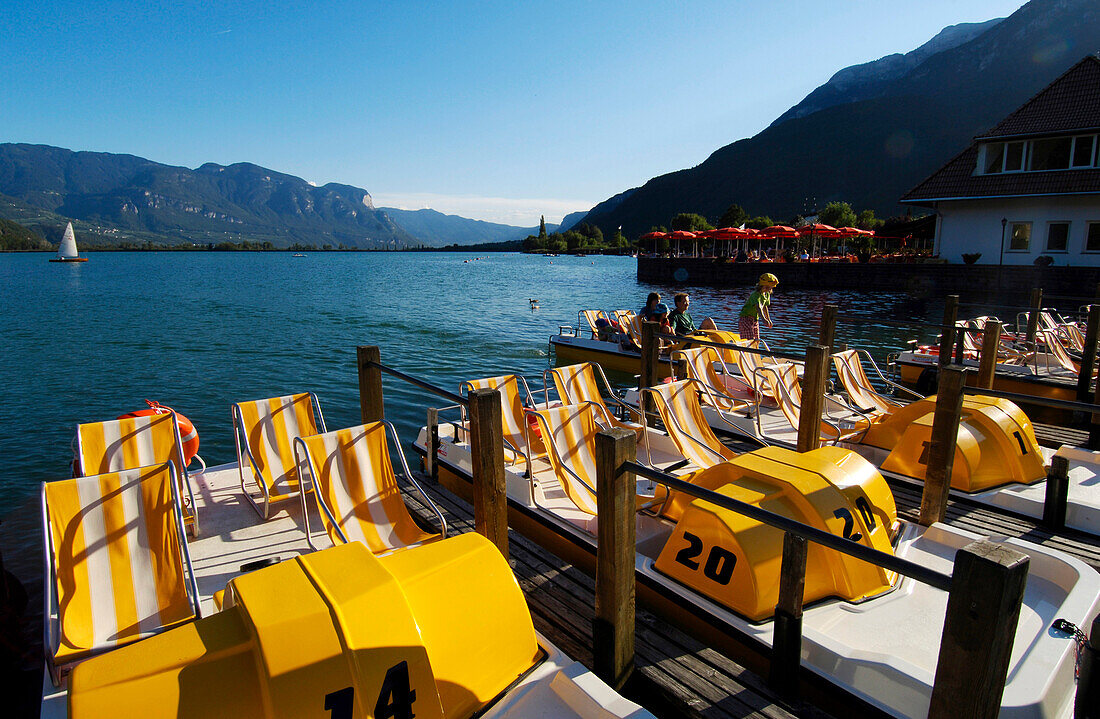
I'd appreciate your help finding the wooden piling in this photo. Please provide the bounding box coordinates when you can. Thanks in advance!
[425,407,439,482]
[1077,304,1100,404]
[919,365,965,526]
[1042,455,1069,530]
[954,321,969,365]
[819,304,838,352]
[1025,288,1042,348]
[769,532,808,697]
[593,428,638,691]
[929,540,1029,719]
[356,345,384,422]
[640,320,659,425]
[796,345,829,453]
[938,295,959,369]
[468,388,509,559]
[977,323,1001,390]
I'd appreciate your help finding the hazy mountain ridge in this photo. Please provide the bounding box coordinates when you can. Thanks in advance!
[379,207,558,246]
[0,144,415,248]
[579,0,1098,237]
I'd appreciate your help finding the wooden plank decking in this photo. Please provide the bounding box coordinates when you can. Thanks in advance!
[404,476,837,719]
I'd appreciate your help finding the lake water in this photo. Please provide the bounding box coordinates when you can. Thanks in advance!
[0,251,949,514]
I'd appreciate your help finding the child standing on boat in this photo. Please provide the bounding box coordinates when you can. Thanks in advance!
[738,273,777,341]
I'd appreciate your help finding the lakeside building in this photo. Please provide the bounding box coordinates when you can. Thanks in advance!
[901,56,1100,266]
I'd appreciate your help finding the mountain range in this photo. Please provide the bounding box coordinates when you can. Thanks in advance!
[378,207,558,246]
[572,0,1100,236]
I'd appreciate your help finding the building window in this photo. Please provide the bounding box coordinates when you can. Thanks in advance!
[1009,222,1031,251]
[1005,141,1025,172]
[1047,222,1069,252]
[1029,137,1073,171]
[1087,223,1100,253]
[983,143,1004,174]
[1072,135,1097,168]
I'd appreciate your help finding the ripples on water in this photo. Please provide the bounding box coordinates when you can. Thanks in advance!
[0,251,950,513]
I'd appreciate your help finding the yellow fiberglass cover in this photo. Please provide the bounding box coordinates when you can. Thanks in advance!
[69,534,540,719]
[655,446,897,622]
[868,395,1045,492]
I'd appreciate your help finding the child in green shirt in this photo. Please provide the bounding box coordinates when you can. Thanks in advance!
[738,273,777,341]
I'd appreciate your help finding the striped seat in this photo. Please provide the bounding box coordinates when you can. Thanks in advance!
[831,349,904,416]
[580,309,610,338]
[672,346,753,413]
[295,421,447,553]
[529,402,664,516]
[462,374,546,467]
[643,379,736,469]
[759,363,869,445]
[75,412,199,536]
[547,362,645,438]
[41,462,200,684]
[231,393,326,519]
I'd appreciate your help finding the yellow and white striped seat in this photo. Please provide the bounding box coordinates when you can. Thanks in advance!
[832,349,903,416]
[41,462,200,684]
[644,379,736,469]
[231,393,326,519]
[462,374,546,467]
[295,421,446,553]
[760,363,868,445]
[547,362,645,438]
[673,346,753,413]
[580,309,609,338]
[75,412,199,536]
[529,402,664,516]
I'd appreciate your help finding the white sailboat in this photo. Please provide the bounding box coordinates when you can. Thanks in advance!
[49,222,88,262]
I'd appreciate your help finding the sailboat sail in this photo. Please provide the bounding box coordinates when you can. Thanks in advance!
[58,223,78,259]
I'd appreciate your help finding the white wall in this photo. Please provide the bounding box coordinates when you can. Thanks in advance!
[935,195,1100,265]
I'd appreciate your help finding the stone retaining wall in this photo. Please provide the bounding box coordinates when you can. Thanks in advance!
[638,257,1100,302]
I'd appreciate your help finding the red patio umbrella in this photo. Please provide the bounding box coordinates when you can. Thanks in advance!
[640,231,668,254]
[759,225,800,259]
[709,227,749,257]
[670,230,697,256]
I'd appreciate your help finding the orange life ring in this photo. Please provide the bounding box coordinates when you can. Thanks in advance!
[117,399,200,466]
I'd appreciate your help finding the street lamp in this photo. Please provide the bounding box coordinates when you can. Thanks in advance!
[999,217,1008,266]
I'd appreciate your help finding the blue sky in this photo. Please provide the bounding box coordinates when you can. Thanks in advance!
[2,1,1028,225]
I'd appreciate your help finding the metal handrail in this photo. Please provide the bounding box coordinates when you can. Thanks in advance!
[367,360,467,406]
[623,460,954,592]
[962,385,1100,413]
[652,330,807,362]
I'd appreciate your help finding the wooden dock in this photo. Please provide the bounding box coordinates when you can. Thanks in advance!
[404,475,839,719]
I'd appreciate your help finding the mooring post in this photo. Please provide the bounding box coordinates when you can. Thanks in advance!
[1042,455,1069,530]
[593,428,638,691]
[356,345,384,422]
[938,295,959,370]
[1025,288,1042,349]
[954,321,969,365]
[425,407,439,482]
[919,365,965,526]
[929,540,1029,719]
[977,322,1001,390]
[769,532,808,697]
[468,388,508,559]
[796,345,829,453]
[1077,304,1100,404]
[819,304,838,353]
[640,320,659,425]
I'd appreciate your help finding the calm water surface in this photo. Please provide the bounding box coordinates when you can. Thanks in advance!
[0,251,949,514]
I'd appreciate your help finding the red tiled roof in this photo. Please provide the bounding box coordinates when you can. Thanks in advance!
[902,56,1100,203]
[979,56,1100,138]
